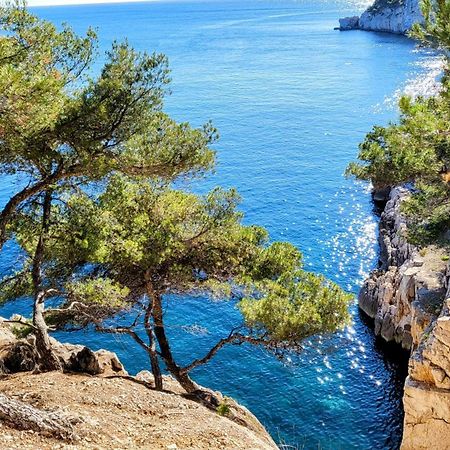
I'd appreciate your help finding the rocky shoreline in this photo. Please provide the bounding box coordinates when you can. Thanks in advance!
[338,0,423,34]
[358,187,450,449]
[0,321,277,449]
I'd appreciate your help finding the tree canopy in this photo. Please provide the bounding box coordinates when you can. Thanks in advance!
[0,0,215,248]
[3,175,351,391]
[0,1,352,391]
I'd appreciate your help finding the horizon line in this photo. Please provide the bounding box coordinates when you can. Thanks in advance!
[27,0,161,7]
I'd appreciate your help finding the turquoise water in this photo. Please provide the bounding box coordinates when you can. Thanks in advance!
[0,0,440,448]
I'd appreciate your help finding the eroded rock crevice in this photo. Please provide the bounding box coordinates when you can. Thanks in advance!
[358,187,450,449]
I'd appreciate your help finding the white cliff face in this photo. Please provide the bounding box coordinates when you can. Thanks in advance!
[358,187,450,449]
[359,0,423,34]
[338,0,423,34]
[358,187,447,350]
[402,296,450,449]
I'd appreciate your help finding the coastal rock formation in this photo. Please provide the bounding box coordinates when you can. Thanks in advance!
[357,188,450,448]
[0,317,127,376]
[358,187,448,350]
[0,321,277,449]
[339,0,423,34]
[338,16,360,31]
[0,371,277,449]
[402,295,450,449]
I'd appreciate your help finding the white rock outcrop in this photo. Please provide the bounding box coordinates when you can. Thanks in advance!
[402,296,450,449]
[339,0,423,34]
[359,0,423,34]
[358,187,447,350]
[358,187,450,448]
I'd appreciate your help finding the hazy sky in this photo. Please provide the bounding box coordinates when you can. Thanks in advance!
[27,0,154,6]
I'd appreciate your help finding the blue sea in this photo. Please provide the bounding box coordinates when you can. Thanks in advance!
[0,0,441,448]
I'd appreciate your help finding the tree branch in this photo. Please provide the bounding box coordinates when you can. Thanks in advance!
[4,320,38,332]
[95,324,149,353]
[0,163,83,250]
[181,327,244,374]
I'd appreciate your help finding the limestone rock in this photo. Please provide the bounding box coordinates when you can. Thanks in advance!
[0,319,15,347]
[1,341,37,374]
[402,377,450,449]
[338,16,359,30]
[95,349,127,376]
[339,0,424,35]
[358,187,450,448]
[359,0,423,34]
[357,187,447,350]
[0,371,278,449]
[51,340,127,376]
[0,320,127,377]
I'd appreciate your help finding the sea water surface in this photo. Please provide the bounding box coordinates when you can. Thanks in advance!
[0,0,441,448]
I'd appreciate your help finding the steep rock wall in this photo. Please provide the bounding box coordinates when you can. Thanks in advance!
[339,0,423,34]
[357,187,450,448]
[358,187,447,350]
[402,294,450,449]
[360,0,423,34]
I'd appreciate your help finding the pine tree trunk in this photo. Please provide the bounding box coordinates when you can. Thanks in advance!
[31,190,62,372]
[144,279,163,391]
[147,348,163,391]
[0,393,76,440]
[151,291,197,393]
[33,291,61,371]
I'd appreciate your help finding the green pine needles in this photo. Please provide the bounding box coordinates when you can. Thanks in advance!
[347,1,450,247]
[0,1,351,391]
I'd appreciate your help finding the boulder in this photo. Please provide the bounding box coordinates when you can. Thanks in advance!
[52,340,127,376]
[1,341,37,374]
[68,346,101,374]
[0,319,127,377]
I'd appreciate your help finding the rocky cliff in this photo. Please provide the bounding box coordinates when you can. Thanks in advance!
[358,187,450,449]
[339,0,423,34]
[0,321,277,450]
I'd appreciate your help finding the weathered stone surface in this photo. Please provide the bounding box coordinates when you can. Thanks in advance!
[358,187,450,448]
[1,341,37,374]
[0,319,15,347]
[95,349,127,376]
[357,187,447,350]
[402,377,450,449]
[338,16,359,30]
[0,371,278,449]
[359,0,423,34]
[339,0,423,35]
[0,319,127,377]
[0,319,37,374]
[51,339,127,376]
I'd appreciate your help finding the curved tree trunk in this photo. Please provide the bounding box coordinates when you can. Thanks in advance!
[33,292,61,371]
[144,280,163,391]
[151,290,197,393]
[0,164,84,252]
[0,393,77,440]
[31,190,62,372]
